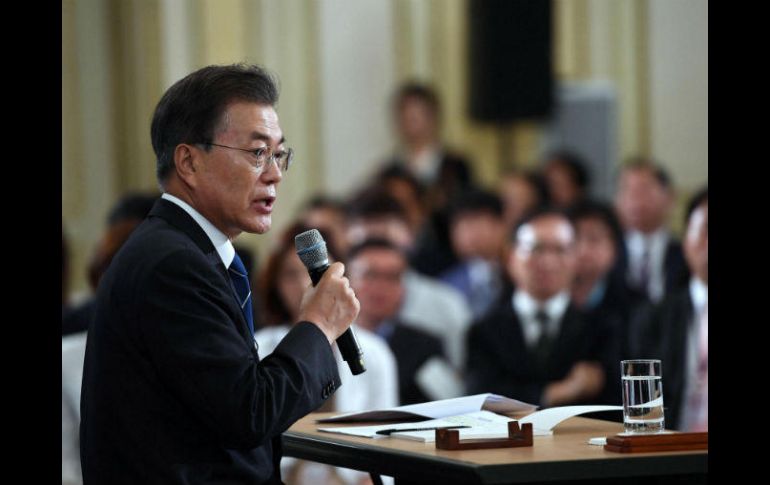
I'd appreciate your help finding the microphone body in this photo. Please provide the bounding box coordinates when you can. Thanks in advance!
[296,230,366,375]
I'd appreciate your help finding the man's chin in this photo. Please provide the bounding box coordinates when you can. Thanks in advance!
[243,216,272,235]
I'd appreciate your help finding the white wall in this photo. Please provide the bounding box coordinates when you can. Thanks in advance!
[318,0,396,196]
[648,0,708,190]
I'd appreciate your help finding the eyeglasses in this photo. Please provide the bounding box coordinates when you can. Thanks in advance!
[200,142,294,173]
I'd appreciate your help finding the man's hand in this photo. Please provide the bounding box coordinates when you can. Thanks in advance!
[541,361,605,407]
[297,262,360,345]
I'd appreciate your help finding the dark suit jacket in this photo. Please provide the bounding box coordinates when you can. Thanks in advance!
[382,322,445,405]
[466,299,605,407]
[618,235,690,299]
[80,199,340,484]
[628,288,694,430]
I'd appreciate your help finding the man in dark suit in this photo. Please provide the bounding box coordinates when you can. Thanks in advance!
[79,64,360,484]
[383,82,475,277]
[614,159,689,303]
[630,187,708,431]
[346,238,453,405]
[466,208,607,407]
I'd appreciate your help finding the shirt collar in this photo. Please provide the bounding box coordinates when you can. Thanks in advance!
[626,228,669,254]
[689,276,708,314]
[161,193,235,268]
[512,290,570,321]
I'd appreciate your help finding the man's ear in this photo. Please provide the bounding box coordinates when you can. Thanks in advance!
[174,144,199,187]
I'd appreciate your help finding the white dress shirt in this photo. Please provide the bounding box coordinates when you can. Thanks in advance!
[161,193,235,268]
[625,228,670,302]
[512,290,571,349]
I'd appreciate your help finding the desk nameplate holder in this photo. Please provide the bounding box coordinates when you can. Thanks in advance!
[604,432,708,453]
[435,421,533,450]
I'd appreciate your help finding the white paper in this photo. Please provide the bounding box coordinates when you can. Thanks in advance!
[318,417,460,438]
[519,405,623,434]
[317,393,537,423]
[388,411,514,442]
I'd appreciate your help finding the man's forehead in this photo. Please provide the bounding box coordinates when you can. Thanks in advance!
[516,216,573,245]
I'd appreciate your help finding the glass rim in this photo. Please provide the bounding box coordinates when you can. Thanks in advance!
[621,359,661,364]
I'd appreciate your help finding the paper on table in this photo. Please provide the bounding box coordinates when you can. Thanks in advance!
[318,417,460,438]
[388,411,518,442]
[316,393,537,423]
[519,405,623,435]
[403,405,624,442]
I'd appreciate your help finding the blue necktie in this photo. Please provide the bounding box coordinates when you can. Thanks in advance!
[228,253,254,337]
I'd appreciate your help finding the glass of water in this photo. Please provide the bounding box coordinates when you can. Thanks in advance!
[621,359,665,433]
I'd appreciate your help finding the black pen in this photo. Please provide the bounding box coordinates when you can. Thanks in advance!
[376,425,471,436]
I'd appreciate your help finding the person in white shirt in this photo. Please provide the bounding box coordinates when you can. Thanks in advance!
[255,223,398,485]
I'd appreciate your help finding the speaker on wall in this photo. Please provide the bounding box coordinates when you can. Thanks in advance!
[468,0,554,122]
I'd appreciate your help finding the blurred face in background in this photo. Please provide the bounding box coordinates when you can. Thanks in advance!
[509,215,576,301]
[499,174,539,231]
[451,212,506,262]
[573,216,617,285]
[544,161,580,208]
[383,178,425,231]
[276,250,312,321]
[684,201,708,284]
[302,206,349,257]
[346,217,414,254]
[348,247,407,327]
[396,96,437,146]
[615,168,672,233]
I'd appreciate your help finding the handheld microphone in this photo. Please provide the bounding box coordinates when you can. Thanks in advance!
[295,229,366,375]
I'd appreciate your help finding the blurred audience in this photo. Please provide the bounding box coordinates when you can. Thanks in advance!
[498,169,549,236]
[566,199,646,410]
[345,190,471,383]
[299,195,350,258]
[466,208,607,407]
[255,223,398,485]
[440,189,509,320]
[62,192,158,336]
[615,158,689,303]
[630,187,708,431]
[347,238,448,405]
[384,82,473,213]
[541,150,590,209]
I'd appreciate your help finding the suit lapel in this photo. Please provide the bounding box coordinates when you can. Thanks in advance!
[149,198,254,346]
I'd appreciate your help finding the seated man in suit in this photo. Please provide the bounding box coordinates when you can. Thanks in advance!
[466,208,606,407]
[630,187,708,431]
[615,158,689,303]
[80,64,360,484]
[347,238,450,405]
[440,189,509,320]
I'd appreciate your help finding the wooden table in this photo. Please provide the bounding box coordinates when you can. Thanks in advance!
[282,412,707,484]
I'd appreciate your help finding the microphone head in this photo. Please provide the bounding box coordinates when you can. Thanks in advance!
[295,229,329,270]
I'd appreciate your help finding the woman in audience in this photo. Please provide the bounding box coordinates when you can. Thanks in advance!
[256,221,398,485]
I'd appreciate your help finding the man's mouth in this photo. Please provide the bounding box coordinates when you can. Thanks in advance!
[253,196,276,214]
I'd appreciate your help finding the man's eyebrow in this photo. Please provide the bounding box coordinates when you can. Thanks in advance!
[250,132,286,145]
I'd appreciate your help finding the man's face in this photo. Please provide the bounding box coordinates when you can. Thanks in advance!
[346,217,414,253]
[348,248,406,325]
[544,162,580,208]
[509,215,576,301]
[574,217,617,283]
[615,169,671,233]
[451,212,505,261]
[683,201,708,283]
[396,97,437,143]
[500,175,538,229]
[192,101,284,238]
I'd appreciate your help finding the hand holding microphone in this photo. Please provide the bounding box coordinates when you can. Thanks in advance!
[295,229,365,375]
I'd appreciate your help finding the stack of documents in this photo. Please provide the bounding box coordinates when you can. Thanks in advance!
[316,393,622,443]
